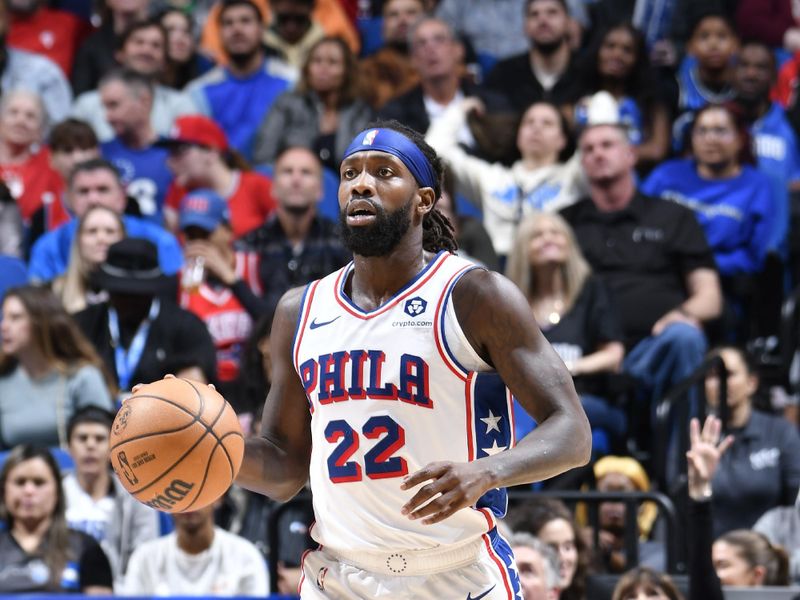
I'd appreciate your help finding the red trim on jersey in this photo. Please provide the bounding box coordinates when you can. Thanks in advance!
[432,264,475,380]
[293,280,320,372]
[297,548,312,595]
[465,373,476,462]
[482,533,514,600]
[333,252,450,320]
[478,507,496,531]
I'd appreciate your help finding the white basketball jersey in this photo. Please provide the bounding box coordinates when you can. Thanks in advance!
[292,251,517,552]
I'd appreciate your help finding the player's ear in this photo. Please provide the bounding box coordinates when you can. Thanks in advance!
[417,186,435,216]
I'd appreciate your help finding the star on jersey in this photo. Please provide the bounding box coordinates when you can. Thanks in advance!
[480,410,502,434]
[481,439,507,456]
[507,563,523,600]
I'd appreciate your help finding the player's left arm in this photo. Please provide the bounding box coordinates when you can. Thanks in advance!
[401,269,591,524]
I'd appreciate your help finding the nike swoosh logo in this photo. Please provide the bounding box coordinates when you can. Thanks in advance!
[467,585,495,600]
[309,316,341,330]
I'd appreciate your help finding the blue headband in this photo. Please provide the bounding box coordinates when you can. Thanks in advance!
[343,128,437,190]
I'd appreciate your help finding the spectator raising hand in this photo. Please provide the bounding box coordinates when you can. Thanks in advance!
[686,416,734,501]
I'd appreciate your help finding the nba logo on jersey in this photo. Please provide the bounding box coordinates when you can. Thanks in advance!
[362,129,379,146]
[404,296,427,317]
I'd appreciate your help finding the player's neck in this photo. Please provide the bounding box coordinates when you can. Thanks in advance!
[350,244,429,311]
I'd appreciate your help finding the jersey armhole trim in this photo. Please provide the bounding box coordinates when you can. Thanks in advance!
[292,280,319,373]
[434,265,493,378]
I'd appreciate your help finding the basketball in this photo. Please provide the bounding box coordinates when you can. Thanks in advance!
[108,377,245,513]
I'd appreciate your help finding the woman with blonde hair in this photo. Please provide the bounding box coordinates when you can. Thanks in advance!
[505,211,626,452]
[0,286,115,449]
[52,205,125,314]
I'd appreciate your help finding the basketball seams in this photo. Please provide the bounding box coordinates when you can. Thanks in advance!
[109,420,201,452]
[181,440,221,512]
[125,383,230,498]
[109,397,203,452]
[215,430,244,479]
[122,423,210,495]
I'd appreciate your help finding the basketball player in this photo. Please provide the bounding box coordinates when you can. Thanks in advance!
[235,121,591,598]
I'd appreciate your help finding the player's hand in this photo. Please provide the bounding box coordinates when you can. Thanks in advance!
[400,461,494,525]
[184,241,237,286]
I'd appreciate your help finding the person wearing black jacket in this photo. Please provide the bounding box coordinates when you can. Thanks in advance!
[484,0,581,113]
[379,16,509,142]
[73,238,216,395]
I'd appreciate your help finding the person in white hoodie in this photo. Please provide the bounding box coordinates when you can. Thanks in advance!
[425,97,585,258]
[122,501,269,596]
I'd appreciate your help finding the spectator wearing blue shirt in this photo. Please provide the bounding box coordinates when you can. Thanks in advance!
[732,40,800,255]
[643,104,774,279]
[643,104,774,340]
[28,159,182,283]
[99,69,174,225]
[186,0,296,161]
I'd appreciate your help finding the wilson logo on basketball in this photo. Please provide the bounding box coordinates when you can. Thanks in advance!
[145,479,195,510]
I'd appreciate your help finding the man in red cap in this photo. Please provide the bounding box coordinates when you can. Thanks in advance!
[159,114,277,238]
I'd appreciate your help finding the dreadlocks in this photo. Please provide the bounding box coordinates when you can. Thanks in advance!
[368,119,459,254]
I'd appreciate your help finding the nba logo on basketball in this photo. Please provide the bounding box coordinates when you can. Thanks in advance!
[404,297,427,317]
[362,129,379,145]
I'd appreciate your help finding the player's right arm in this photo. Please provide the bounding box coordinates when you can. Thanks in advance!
[235,287,312,502]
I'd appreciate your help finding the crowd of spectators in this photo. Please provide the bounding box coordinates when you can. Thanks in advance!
[0,0,799,597]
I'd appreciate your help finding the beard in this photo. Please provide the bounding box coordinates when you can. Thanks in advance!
[339,198,412,257]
